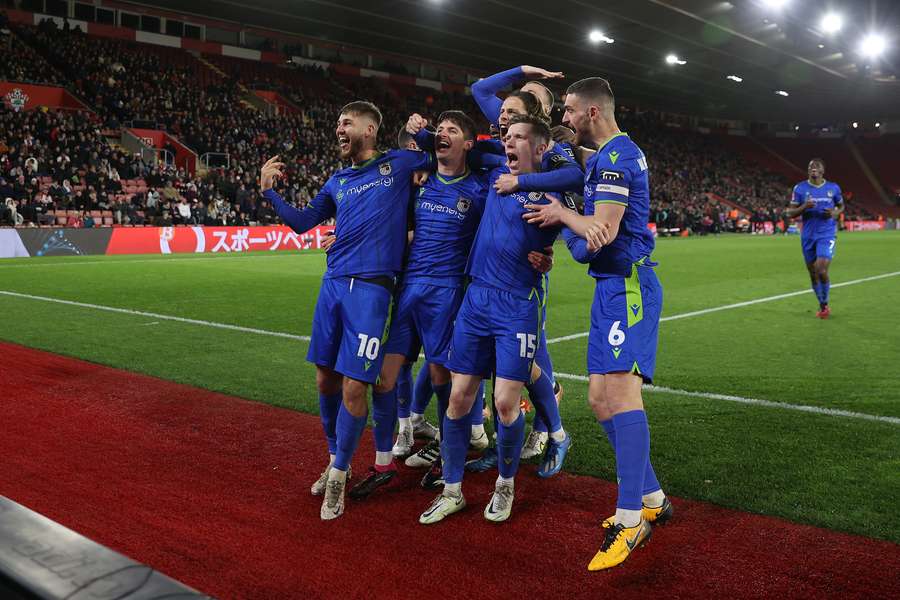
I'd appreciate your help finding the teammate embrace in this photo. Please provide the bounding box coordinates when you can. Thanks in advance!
[262,66,671,571]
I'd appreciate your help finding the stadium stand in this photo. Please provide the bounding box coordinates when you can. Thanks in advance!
[1,10,895,230]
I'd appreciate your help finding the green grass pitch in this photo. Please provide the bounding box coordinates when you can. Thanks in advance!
[1,231,898,541]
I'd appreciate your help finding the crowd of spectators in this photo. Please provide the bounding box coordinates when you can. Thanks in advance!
[0,16,879,231]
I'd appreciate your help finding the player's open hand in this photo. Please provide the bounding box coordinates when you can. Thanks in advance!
[822,208,834,218]
[260,156,284,192]
[521,66,564,80]
[523,193,564,227]
[406,113,428,135]
[803,199,816,210]
[494,174,519,194]
[321,231,336,253]
[586,222,612,252]
[528,245,554,273]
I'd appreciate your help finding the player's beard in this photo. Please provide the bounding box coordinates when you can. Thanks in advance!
[339,135,364,161]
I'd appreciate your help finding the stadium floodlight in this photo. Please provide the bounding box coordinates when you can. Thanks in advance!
[859,33,887,58]
[775,90,789,96]
[876,122,881,128]
[665,54,686,65]
[726,75,743,82]
[762,0,789,9]
[852,122,858,128]
[589,30,615,44]
[820,13,842,34]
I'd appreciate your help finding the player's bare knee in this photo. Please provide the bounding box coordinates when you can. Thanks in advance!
[316,367,342,395]
[429,363,450,386]
[342,378,369,417]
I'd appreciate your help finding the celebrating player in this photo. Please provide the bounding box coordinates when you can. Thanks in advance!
[260,101,434,520]
[785,158,843,318]
[419,115,572,525]
[524,77,672,570]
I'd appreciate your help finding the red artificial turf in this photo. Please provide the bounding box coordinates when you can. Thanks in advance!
[1,341,898,599]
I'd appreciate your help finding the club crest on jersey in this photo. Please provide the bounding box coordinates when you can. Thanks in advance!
[528,191,543,202]
[827,190,833,197]
[456,196,471,213]
[379,162,392,176]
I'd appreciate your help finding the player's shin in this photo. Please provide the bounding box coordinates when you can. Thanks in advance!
[612,410,650,527]
[496,411,526,479]
[411,363,433,420]
[318,392,342,457]
[333,403,368,472]
[372,388,398,468]
[527,369,564,441]
[440,411,473,492]
[396,363,413,427]
[434,382,451,439]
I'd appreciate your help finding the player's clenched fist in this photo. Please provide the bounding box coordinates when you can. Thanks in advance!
[260,156,285,192]
[405,113,428,135]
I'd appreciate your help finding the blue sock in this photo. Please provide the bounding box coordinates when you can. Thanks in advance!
[600,419,660,495]
[470,382,485,426]
[396,363,413,419]
[371,389,397,453]
[333,403,367,471]
[821,280,830,305]
[318,392,342,455]
[441,412,472,485]
[526,370,561,434]
[496,412,526,479]
[612,410,650,510]
[812,281,822,304]
[411,363,433,415]
[433,382,451,439]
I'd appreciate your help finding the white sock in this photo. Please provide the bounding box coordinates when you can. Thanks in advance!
[497,475,515,487]
[375,451,393,467]
[328,453,335,466]
[643,489,666,508]
[410,412,424,424]
[614,508,642,528]
[444,482,461,496]
[328,467,347,483]
[471,423,485,437]
[549,428,566,443]
[398,417,412,432]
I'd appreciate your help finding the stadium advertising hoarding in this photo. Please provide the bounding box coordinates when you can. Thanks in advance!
[844,220,887,231]
[0,226,335,258]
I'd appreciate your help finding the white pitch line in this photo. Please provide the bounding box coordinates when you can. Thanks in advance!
[552,371,900,425]
[546,270,900,345]
[0,252,322,269]
[0,290,310,341]
[2,289,896,424]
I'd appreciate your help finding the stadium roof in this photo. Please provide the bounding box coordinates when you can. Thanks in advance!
[132,0,900,122]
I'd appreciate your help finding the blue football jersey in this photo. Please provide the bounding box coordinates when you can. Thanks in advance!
[791,180,843,239]
[466,166,562,299]
[583,133,655,279]
[404,169,489,285]
[265,149,433,279]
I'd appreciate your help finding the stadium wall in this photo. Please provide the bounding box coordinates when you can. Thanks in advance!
[0,226,335,258]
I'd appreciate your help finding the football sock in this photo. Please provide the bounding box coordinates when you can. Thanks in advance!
[496,411,526,479]
[374,453,394,470]
[372,388,397,454]
[333,403,367,471]
[398,416,411,432]
[444,482,461,496]
[643,489,666,508]
[318,392,342,455]
[601,418,662,496]
[470,381,486,425]
[433,382,451,439]
[527,369,562,436]
[822,280,830,305]
[396,363,413,419]
[411,363,433,415]
[614,508,642,528]
[812,281,822,304]
[441,412,472,485]
[497,475,514,486]
[612,410,650,511]
[470,423,486,438]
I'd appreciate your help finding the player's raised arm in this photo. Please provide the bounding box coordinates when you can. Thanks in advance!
[261,156,336,234]
[471,65,562,124]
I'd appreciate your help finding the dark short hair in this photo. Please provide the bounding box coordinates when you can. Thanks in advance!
[397,128,415,149]
[506,90,544,119]
[809,157,825,169]
[437,110,476,141]
[566,77,615,110]
[340,101,382,129]
[508,114,552,145]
